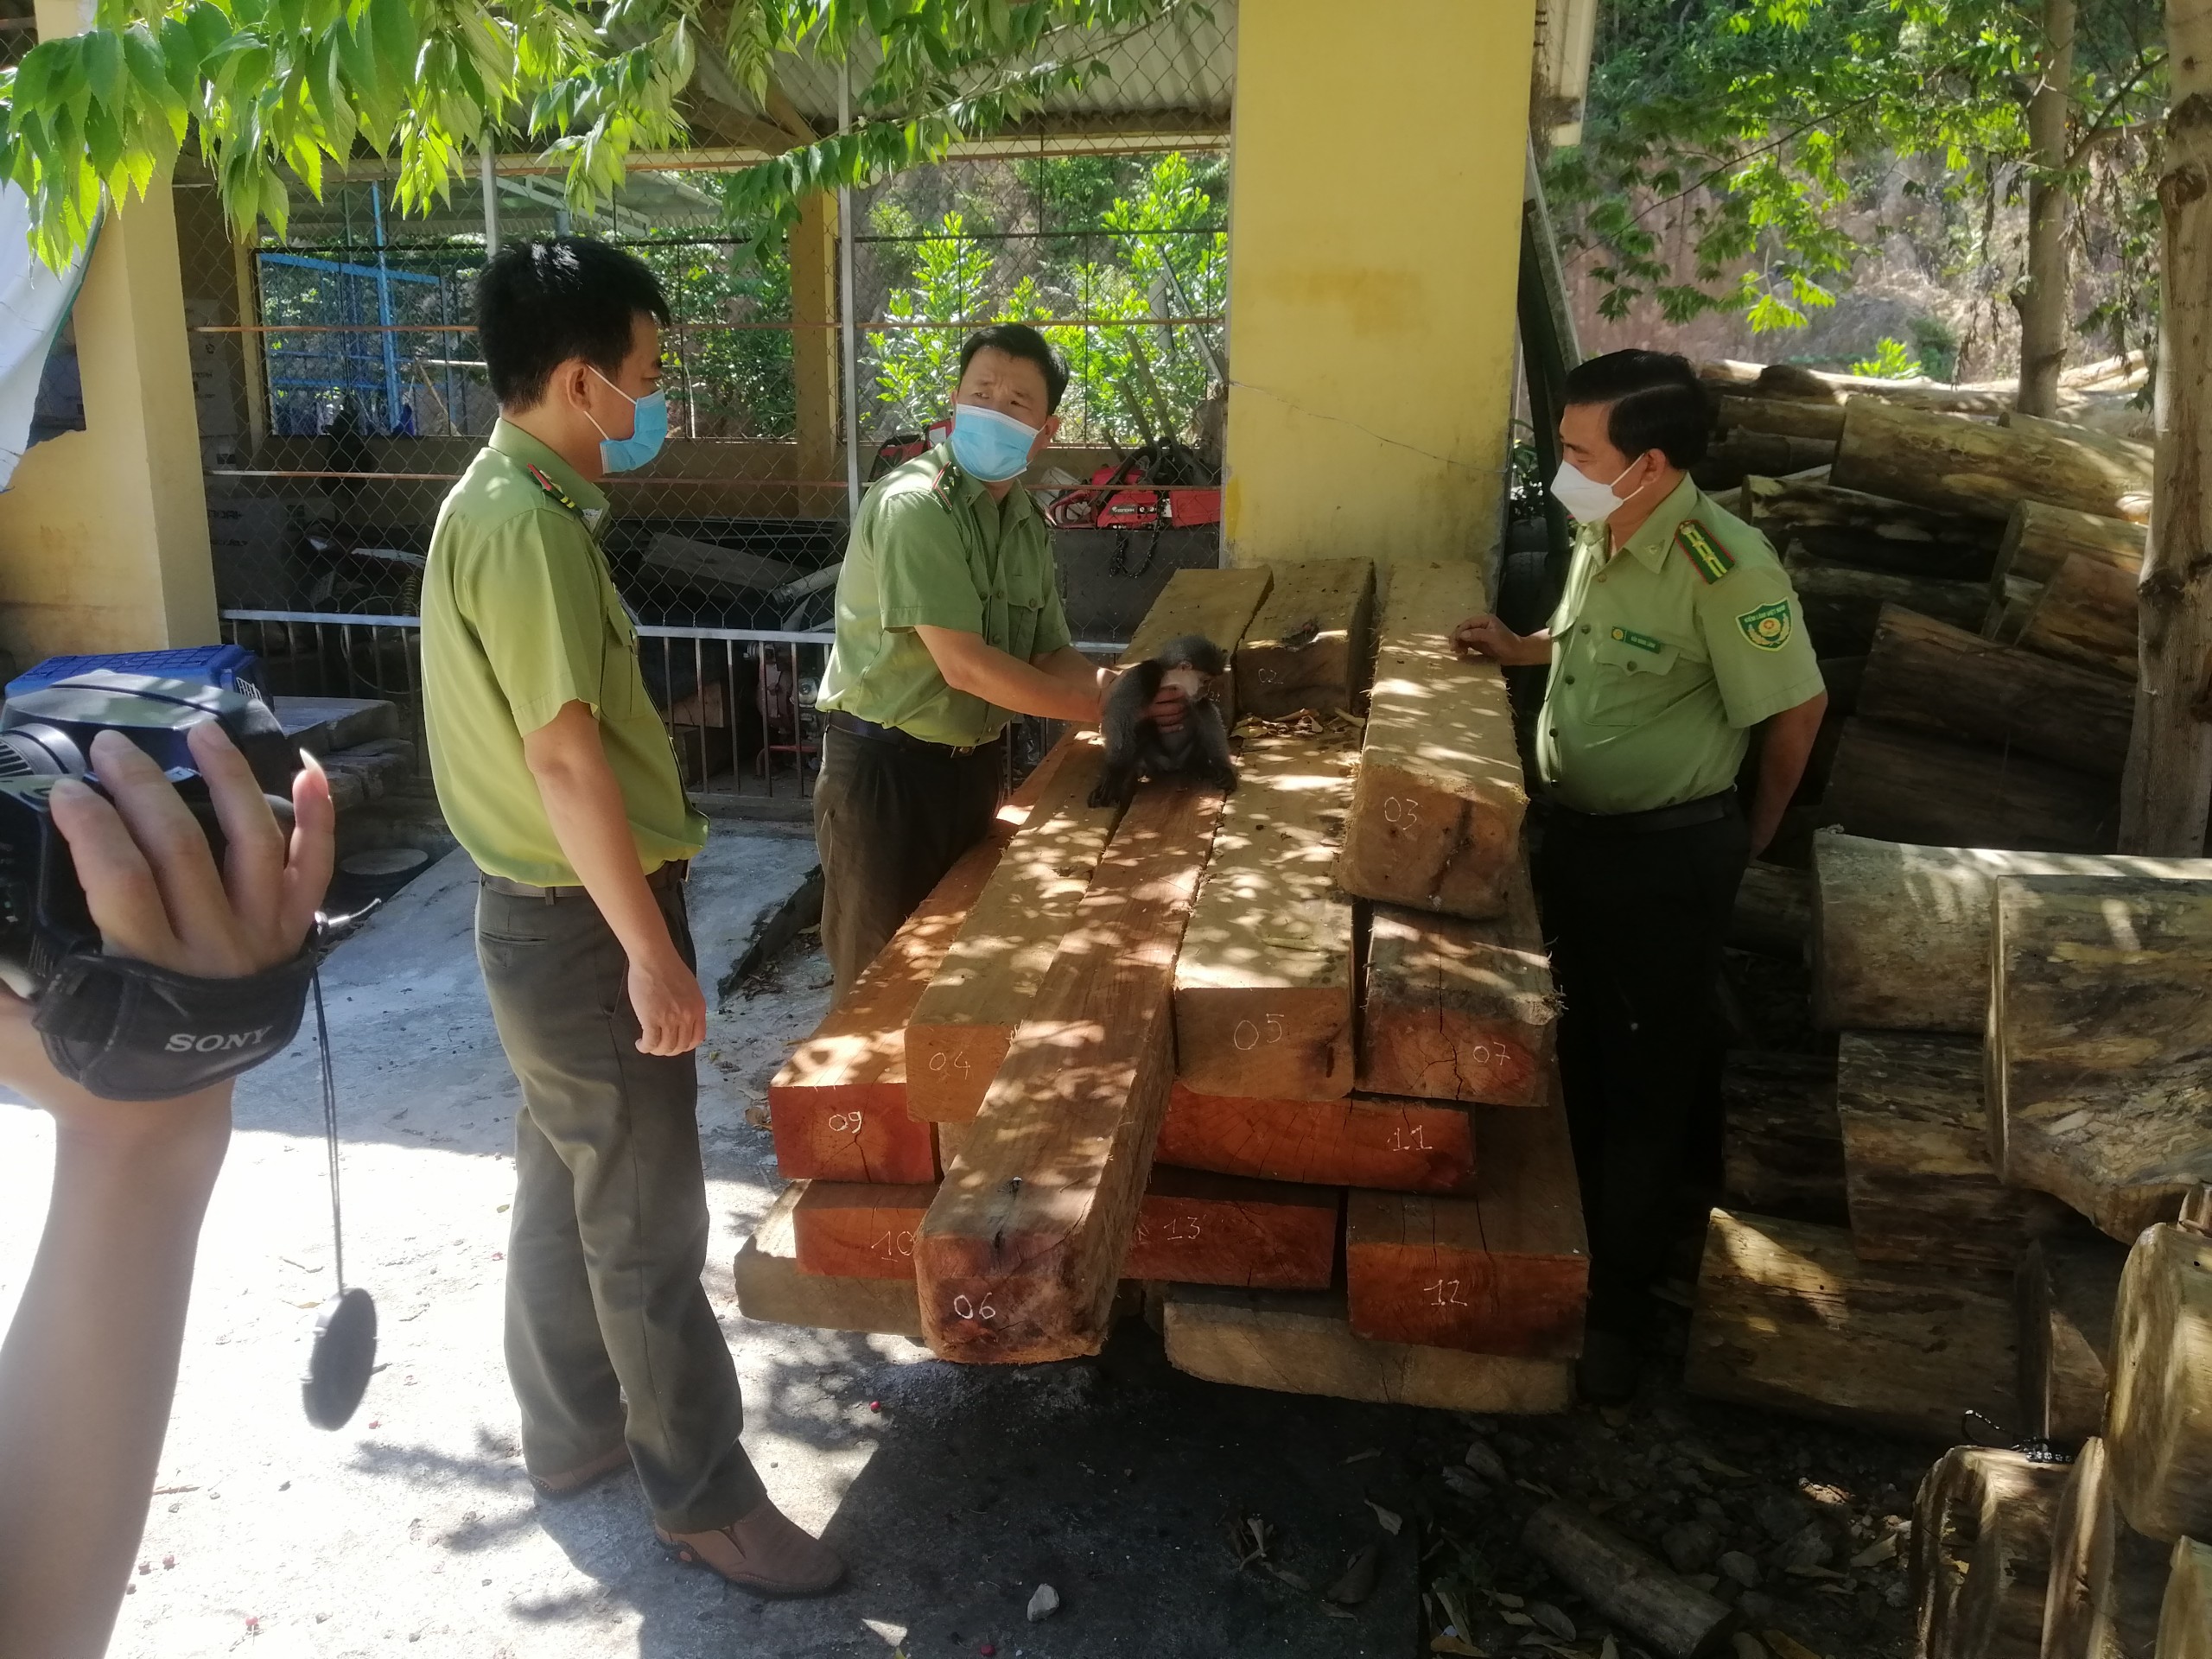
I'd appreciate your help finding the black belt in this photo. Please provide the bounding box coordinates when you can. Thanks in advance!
[481,859,690,901]
[827,709,997,759]
[1545,788,1739,836]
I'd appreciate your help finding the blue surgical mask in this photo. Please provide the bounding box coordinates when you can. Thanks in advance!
[587,368,668,473]
[949,402,1042,483]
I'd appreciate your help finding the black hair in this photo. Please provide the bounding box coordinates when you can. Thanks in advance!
[1561,348,1710,470]
[476,237,672,409]
[957,324,1069,413]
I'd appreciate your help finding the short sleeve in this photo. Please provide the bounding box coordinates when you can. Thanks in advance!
[1696,561,1827,728]
[874,488,984,633]
[463,510,609,734]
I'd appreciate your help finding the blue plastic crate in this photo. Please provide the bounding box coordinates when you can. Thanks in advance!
[8,645,267,706]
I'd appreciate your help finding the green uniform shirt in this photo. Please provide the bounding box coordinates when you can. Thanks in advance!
[421,420,708,885]
[1537,475,1825,816]
[816,443,1072,749]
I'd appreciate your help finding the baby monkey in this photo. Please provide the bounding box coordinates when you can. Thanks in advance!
[1089,633,1237,809]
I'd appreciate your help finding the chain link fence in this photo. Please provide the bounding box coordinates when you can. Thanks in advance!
[185,3,1234,810]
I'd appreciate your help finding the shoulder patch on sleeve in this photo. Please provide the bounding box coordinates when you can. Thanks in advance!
[1736,599,1794,651]
[1675,518,1737,584]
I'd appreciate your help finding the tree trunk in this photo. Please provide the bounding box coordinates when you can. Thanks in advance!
[1857,605,2136,778]
[1988,876,2212,1242]
[1831,399,2154,522]
[1820,717,2120,854]
[1808,830,2212,1033]
[2158,1539,2212,1659]
[2120,8,2212,853]
[1910,1447,2072,1659]
[1782,550,1988,654]
[1744,474,1999,581]
[2106,1214,2212,1543]
[2016,0,2078,416]
[2041,1436,2172,1659]
[2019,551,2141,680]
[1992,499,2147,592]
[1833,1030,2075,1274]
[2017,1233,2130,1445]
[1685,1210,2018,1440]
[1720,1051,1848,1226]
[1728,860,1812,960]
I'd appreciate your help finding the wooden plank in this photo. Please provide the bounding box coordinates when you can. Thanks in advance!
[2040,1437,2170,1659]
[1810,830,2212,1034]
[1357,869,1555,1106]
[1160,1283,1574,1413]
[1123,1168,1339,1290]
[1685,1210,2018,1440]
[1173,729,1357,1100]
[1233,556,1376,718]
[914,782,1225,1363]
[766,739,1076,1182]
[1344,1101,1588,1358]
[1118,565,1274,718]
[2106,1221,2212,1543]
[1821,716,2119,855]
[732,1184,925,1340]
[905,740,1122,1123]
[1989,876,2212,1242]
[1157,1083,1476,1194]
[2018,1232,2129,1443]
[1834,1030,2074,1273]
[1720,1050,1848,1226]
[2157,1539,2212,1659]
[797,1170,1336,1291]
[1337,560,1526,919]
[791,1180,935,1280]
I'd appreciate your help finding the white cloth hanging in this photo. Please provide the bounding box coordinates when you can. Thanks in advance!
[0,182,97,492]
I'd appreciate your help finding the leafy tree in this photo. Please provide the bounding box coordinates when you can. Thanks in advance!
[1550,0,2165,365]
[0,0,1205,270]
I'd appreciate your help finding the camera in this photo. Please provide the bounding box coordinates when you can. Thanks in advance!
[0,670,296,998]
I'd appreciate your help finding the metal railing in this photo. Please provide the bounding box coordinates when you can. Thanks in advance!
[221,611,836,804]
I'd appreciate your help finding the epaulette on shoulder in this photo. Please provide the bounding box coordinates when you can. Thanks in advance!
[1675,518,1737,584]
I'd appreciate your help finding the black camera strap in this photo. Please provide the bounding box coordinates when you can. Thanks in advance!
[34,942,317,1101]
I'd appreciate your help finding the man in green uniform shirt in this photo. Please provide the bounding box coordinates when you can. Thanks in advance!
[423,238,840,1597]
[1456,350,1827,1402]
[815,323,1174,998]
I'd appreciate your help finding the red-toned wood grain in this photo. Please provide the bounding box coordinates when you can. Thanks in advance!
[766,741,1074,1184]
[1344,1097,1588,1357]
[1123,1167,1339,1289]
[1158,1084,1476,1193]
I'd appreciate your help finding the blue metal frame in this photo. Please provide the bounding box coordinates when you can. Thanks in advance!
[257,247,440,434]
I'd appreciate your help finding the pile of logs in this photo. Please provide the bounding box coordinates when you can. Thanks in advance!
[741,559,1589,1409]
[1695,360,2155,860]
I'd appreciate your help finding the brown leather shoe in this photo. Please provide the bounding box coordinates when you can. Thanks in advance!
[656,1498,845,1598]
[530,1443,632,1499]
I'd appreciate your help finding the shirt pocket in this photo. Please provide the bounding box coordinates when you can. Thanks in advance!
[599,588,645,720]
[1582,630,1685,728]
[992,547,1053,663]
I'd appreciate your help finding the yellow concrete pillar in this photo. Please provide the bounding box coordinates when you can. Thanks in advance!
[791,190,842,486]
[1223,0,1536,567]
[0,0,216,669]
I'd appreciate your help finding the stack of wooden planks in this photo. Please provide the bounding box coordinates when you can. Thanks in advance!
[1693,365,2154,859]
[741,556,1586,1408]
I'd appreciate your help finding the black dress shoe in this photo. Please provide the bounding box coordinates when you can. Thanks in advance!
[1576,1329,1643,1405]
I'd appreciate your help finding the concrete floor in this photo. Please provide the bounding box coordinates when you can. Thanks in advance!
[0,830,1427,1658]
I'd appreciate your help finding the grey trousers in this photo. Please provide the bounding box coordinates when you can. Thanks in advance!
[475,879,764,1534]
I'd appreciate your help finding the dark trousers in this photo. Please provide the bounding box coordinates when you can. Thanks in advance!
[1533,804,1750,1337]
[812,723,1004,1002]
[476,880,764,1534]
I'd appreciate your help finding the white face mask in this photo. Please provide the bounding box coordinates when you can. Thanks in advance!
[1550,458,1648,525]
